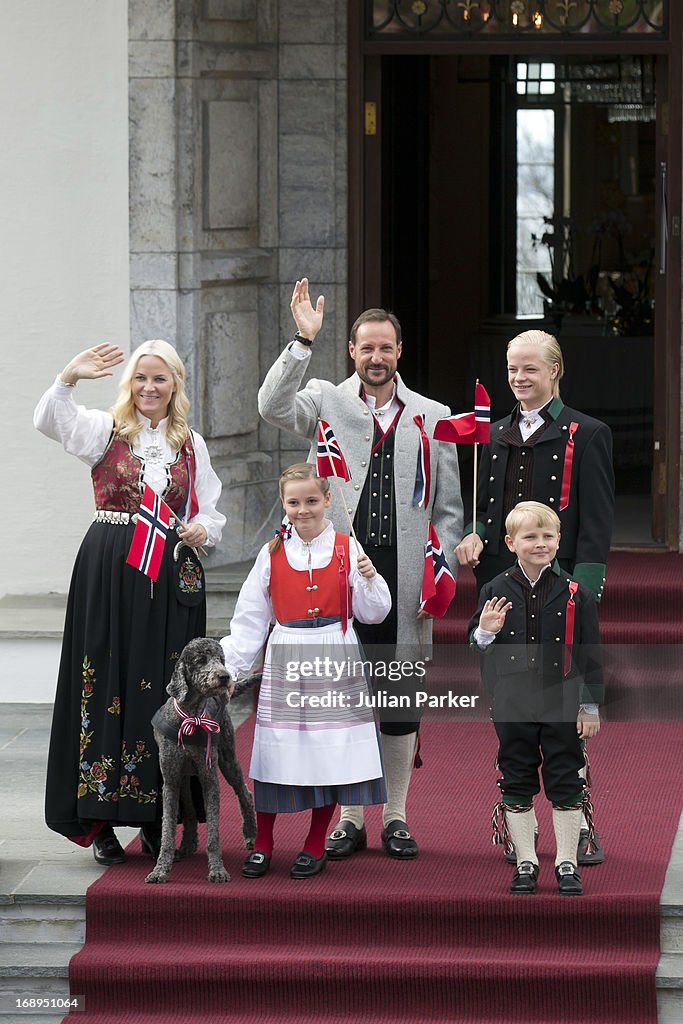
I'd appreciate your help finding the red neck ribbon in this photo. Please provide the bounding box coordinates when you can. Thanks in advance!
[559,421,579,511]
[564,580,579,677]
[335,543,349,634]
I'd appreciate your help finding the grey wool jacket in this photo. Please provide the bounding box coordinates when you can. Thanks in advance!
[258,345,464,654]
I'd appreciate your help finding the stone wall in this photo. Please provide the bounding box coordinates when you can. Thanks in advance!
[128,0,349,566]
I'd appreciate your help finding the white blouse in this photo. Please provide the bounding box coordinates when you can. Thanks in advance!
[34,378,226,547]
[220,520,392,677]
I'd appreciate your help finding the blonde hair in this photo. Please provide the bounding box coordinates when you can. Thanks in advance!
[507,330,564,398]
[111,340,191,450]
[505,500,561,538]
[268,464,331,553]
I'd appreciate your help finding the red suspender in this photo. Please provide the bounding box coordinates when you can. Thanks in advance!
[559,421,579,511]
[564,580,579,677]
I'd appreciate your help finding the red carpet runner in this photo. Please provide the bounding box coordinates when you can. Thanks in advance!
[66,553,682,1024]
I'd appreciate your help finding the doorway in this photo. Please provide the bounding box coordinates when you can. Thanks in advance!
[350,41,680,547]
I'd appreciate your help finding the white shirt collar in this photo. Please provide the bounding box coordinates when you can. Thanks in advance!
[517,560,553,588]
[135,410,169,431]
[362,382,398,417]
[290,519,335,548]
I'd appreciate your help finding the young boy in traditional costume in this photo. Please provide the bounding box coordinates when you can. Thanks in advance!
[468,501,603,896]
[221,464,390,879]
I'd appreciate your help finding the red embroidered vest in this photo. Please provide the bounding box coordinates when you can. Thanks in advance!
[270,533,352,622]
[91,433,196,514]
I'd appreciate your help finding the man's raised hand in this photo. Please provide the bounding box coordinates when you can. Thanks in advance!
[290,278,324,342]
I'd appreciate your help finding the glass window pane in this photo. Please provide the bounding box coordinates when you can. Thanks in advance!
[516,106,555,316]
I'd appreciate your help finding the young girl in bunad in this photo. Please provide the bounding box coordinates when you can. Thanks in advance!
[221,463,391,879]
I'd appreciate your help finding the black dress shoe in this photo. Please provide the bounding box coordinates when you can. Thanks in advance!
[381,820,418,859]
[92,824,125,865]
[290,851,327,879]
[242,851,271,878]
[510,860,539,895]
[556,860,583,895]
[139,823,162,860]
[577,828,605,865]
[325,821,367,860]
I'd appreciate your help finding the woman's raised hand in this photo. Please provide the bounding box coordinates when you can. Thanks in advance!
[59,344,125,385]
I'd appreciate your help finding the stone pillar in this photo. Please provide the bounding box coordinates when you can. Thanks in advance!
[127,0,348,566]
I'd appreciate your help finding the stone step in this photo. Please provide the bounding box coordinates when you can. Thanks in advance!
[0,901,85,946]
[656,952,683,1023]
[0,943,77,1020]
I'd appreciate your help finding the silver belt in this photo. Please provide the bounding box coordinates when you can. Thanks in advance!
[93,509,178,529]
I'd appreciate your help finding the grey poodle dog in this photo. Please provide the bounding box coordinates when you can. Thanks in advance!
[145,637,256,884]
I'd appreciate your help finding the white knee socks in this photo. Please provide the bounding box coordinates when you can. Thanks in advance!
[335,731,417,831]
[552,807,583,867]
[506,807,538,867]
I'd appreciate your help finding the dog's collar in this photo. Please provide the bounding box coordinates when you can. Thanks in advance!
[151,703,220,754]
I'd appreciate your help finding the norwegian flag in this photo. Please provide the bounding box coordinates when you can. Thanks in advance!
[433,411,477,444]
[474,382,491,444]
[316,420,351,481]
[126,485,173,582]
[412,414,431,508]
[420,521,456,618]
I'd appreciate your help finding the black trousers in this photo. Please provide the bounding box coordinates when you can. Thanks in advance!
[494,719,585,805]
[354,544,420,737]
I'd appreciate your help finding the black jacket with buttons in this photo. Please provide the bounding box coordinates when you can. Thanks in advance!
[468,563,604,708]
[474,398,614,599]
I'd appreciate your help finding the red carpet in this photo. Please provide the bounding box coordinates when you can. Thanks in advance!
[66,553,682,1023]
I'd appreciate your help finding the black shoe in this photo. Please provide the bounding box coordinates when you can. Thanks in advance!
[139,823,162,860]
[290,851,327,879]
[92,824,125,866]
[577,829,605,865]
[556,860,583,895]
[510,860,538,895]
[242,851,271,878]
[381,820,418,859]
[325,821,367,860]
[504,830,539,864]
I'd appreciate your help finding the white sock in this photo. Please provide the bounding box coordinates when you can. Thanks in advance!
[553,807,582,867]
[335,804,364,830]
[381,732,417,828]
[506,807,538,867]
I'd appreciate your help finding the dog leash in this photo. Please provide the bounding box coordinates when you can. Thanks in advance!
[173,698,221,767]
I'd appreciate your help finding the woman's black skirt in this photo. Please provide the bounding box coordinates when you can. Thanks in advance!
[45,520,206,838]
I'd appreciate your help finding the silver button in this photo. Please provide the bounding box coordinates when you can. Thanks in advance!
[373,472,378,477]
[361,460,367,467]
[531,614,535,618]
[365,435,371,441]
[487,518,492,524]
[374,453,379,459]
[492,454,498,460]
[354,485,360,491]
[557,611,562,616]
[510,655,515,660]
[562,425,568,430]
[384,494,389,498]
[347,507,353,514]
[554,662,559,667]
[484,539,488,544]
[372,512,377,517]
[553,454,559,460]
[314,607,320,613]
[490,476,494,481]
[509,630,515,636]
[519,479,523,483]
[490,497,495,503]
[549,497,555,503]
[383,515,388,519]
[370,532,375,537]
[382,534,387,538]
[373,492,378,497]
[551,475,557,481]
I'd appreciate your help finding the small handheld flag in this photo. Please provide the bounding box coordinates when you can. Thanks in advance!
[419,522,456,618]
[433,411,477,444]
[126,485,173,582]
[474,382,491,444]
[316,420,351,481]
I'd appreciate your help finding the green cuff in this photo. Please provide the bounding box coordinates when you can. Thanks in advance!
[502,794,533,807]
[572,562,607,602]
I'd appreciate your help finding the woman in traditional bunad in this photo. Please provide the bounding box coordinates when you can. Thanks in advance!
[34,341,225,865]
[221,463,390,879]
